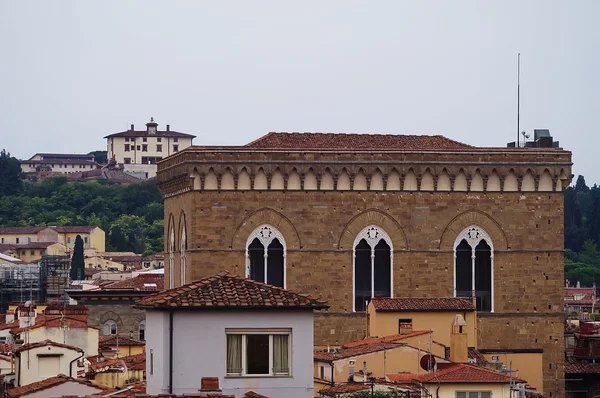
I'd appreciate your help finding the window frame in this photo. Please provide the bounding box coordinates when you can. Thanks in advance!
[103,320,118,335]
[352,225,394,312]
[455,392,492,398]
[225,329,292,377]
[453,226,494,313]
[245,225,286,288]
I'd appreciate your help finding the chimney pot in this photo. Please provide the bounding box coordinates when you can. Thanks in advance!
[130,124,134,131]
[200,377,220,392]
[166,124,170,131]
[577,281,581,288]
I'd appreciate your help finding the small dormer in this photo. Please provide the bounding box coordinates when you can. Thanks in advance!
[146,117,158,135]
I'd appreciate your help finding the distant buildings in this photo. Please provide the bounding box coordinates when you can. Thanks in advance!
[19,153,99,176]
[0,226,105,253]
[105,118,195,179]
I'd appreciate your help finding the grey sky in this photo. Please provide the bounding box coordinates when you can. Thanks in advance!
[1,1,598,183]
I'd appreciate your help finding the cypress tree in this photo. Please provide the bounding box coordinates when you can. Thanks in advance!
[70,235,85,280]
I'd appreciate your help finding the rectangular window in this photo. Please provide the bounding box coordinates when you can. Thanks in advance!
[173,145,179,152]
[137,145,141,151]
[16,238,19,244]
[398,319,413,334]
[156,145,162,152]
[124,158,131,164]
[173,138,178,142]
[142,144,148,152]
[226,331,290,376]
[456,392,492,398]
[143,137,147,142]
[72,165,75,168]
[68,237,71,244]
[125,137,129,142]
[84,237,88,244]
[30,250,35,255]
[125,144,130,152]
[157,137,162,142]
[1,238,4,243]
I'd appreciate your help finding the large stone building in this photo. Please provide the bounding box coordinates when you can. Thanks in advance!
[105,118,195,179]
[157,131,572,396]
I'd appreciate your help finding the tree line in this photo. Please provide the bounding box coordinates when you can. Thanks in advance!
[0,150,163,255]
[565,176,600,286]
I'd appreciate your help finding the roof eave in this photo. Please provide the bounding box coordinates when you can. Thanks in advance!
[134,304,329,311]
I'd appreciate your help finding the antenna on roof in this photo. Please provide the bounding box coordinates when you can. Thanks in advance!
[516,53,521,147]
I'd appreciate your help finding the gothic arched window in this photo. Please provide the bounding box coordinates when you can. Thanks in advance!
[180,222,187,286]
[138,320,146,341]
[169,226,175,289]
[454,226,494,312]
[103,320,117,335]
[353,226,393,312]
[246,225,285,288]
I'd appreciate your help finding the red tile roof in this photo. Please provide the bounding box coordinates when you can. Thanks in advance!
[245,132,474,150]
[0,343,15,354]
[15,339,84,353]
[0,227,46,234]
[6,374,115,397]
[136,272,329,310]
[391,363,525,384]
[342,330,432,348]
[245,392,268,398]
[565,287,596,305]
[99,335,145,347]
[565,359,600,374]
[371,297,475,312]
[103,275,164,291]
[85,353,145,373]
[53,226,97,233]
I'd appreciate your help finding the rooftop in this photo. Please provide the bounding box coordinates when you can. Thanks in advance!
[99,334,145,346]
[135,271,328,310]
[102,274,164,291]
[15,339,84,353]
[104,120,196,139]
[387,363,525,384]
[371,297,475,312]
[245,132,473,150]
[6,374,115,398]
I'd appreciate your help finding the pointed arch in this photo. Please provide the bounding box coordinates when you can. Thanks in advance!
[353,169,368,190]
[179,211,187,286]
[204,168,218,190]
[522,169,535,191]
[420,169,434,191]
[254,168,268,190]
[404,170,418,191]
[487,170,501,192]
[245,225,286,287]
[287,169,301,190]
[539,169,553,192]
[337,169,351,190]
[504,170,518,192]
[232,208,301,250]
[304,169,318,190]
[439,209,508,251]
[386,169,401,191]
[454,169,468,191]
[237,168,251,190]
[190,168,201,190]
[437,169,451,191]
[320,169,334,190]
[339,209,408,250]
[167,214,176,289]
[370,169,384,190]
[271,169,285,189]
[470,170,484,191]
[221,168,235,190]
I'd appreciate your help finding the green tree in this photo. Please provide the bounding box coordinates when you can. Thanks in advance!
[88,150,108,164]
[70,235,85,280]
[0,149,22,196]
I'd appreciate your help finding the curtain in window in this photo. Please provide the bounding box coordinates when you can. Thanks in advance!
[226,335,242,374]
[272,334,289,374]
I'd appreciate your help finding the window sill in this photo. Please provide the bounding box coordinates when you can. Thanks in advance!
[225,375,292,379]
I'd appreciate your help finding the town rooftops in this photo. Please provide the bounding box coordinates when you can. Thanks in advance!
[135,272,329,310]
[245,132,474,150]
[104,120,196,139]
[371,297,475,312]
[564,287,596,305]
[15,339,84,353]
[6,374,115,398]
[0,225,98,234]
[387,363,526,384]
[99,334,145,346]
[101,274,164,291]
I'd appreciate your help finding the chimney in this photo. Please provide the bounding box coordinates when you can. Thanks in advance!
[450,314,469,363]
[130,124,135,131]
[200,377,221,393]
[566,279,570,288]
[349,360,355,380]
[166,124,170,131]
[362,361,368,383]
[577,281,581,288]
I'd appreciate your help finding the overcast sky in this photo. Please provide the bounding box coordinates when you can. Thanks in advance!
[1,1,598,184]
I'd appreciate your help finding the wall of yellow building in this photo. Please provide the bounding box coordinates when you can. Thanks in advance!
[0,233,38,245]
[482,352,543,394]
[15,243,66,263]
[109,344,145,357]
[88,228,105,252]
[367,304,477,348]
[85,257,124,271]
[88,369,144,388]
[329,344,447,382]
[423,382,508,398]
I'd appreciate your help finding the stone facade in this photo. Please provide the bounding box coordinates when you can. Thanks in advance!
[84,302,146,339]
[157,134,572,396]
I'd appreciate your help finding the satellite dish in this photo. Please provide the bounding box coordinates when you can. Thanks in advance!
[24,301,31,308]
[420,354,436,371]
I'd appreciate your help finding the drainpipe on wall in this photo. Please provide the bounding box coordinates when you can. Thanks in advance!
[169,311,174,394]
[70,350,85,378]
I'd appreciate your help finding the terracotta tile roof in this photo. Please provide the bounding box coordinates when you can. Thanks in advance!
[417,363,525,383]
[104,129,195,139]
[0,227,45,234]
[315,335,437,362]
[99,335,145,346]
[371,297,475,311]
[244,132,474,150]
[12,316,89,333]
[53,226,97,233]
[6,374,115,397]
[103,275,164,291]
[8,241,62,250]
[468,347,488,364]
[343,331,432,348]
[245,391,268,398]
[387,373,428,383]
[565,358,600,374]
[0,321,20,331]
[85,353,146,373]
[136,272,329,310]
[15,339,84,353]
[564,287,596,305]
